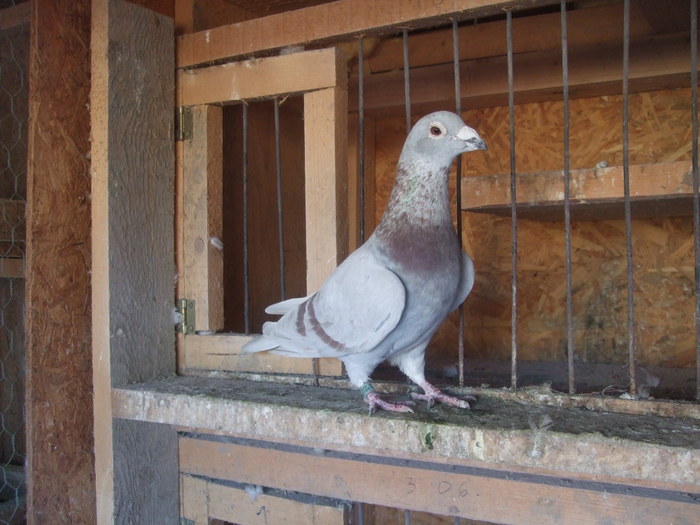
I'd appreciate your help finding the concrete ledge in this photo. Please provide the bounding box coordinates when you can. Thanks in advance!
[113,376,699,490]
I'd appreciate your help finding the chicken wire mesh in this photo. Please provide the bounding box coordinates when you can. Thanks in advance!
[0,1,27,523]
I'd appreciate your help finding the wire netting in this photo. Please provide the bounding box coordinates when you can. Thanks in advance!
[0,1,27,523]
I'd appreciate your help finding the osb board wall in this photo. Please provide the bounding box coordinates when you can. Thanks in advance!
[373,88,695,368]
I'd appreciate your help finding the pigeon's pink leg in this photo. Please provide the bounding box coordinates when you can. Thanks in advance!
[360,382,414,414]
[411,381,475,409]
[364,392,415,414]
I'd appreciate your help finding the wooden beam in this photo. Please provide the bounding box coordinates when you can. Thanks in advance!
[91,0,177,522]
[360,2,657,75]
[181,474,350,524]
[25,0,94,522]
[304,86,348,292]
[177,47,345,106]
[179,435,700,525]
[461,161,695,220]
[113,376,700,487]
[350,33,693,115]
[176,0,560,68]
[182,105,224,331]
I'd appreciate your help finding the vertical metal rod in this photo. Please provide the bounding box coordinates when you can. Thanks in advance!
[622,0,637,396]
[560,0,575,394]
[404,509,411,525]
[274,97,286,300]
[691,0,700,401]
[358,37,366,243]
[506,9,519,389]
[356,503,364,525]
[452,18,465,388]
[403,28,412,132]
[242,103,250,334]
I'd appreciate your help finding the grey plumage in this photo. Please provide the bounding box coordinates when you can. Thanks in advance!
[243,111,486,412]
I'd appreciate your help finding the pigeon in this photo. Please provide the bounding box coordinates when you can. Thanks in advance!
[243,111,486,413]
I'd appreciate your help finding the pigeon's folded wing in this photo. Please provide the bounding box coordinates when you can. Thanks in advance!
[262,250,406,357]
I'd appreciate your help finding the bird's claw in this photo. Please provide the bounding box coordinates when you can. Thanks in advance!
[365,392,415,414]
[411,383,475,409]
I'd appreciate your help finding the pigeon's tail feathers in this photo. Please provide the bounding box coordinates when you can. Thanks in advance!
[264,295,311,316]
[241,335,280,354]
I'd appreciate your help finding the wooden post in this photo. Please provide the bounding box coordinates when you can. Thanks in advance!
[25,0,94,522]
[182,104,224,332]
[91,0,177,522]
[304,86,349,292]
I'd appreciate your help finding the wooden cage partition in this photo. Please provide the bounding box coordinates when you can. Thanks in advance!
[176,47,347,377]
[91,0,178,522]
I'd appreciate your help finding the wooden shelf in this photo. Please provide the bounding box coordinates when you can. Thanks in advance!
[114,376,700,524]
[461,161,695,220]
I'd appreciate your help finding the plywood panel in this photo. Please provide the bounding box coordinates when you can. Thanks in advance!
[373,89,696,373]
[25,0,94,522]
[91,0,177,522]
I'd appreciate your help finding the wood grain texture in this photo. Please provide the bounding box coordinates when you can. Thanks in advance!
[177,47,345,106]
[25,0,94,522]
[304,86,348,293]
[176,0,560,67]
[182,105,224,331]
[181,473,350,524]
[91,0,176,522]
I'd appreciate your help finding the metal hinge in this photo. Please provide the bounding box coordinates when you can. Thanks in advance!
[175,106,192,141]
[175,298,195,334]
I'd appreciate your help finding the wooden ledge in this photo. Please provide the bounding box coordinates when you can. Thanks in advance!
[113,376,700,490]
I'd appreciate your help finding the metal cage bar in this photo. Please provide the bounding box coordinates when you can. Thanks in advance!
[403,28,412,132]
[691,0,700,401]
[452,18,466,388]
[358,36,366,244]
[622,0,637,396]
[506,9,519,389]
[274,97,286,301]
[242,102,251,334]
[560,0,575,394]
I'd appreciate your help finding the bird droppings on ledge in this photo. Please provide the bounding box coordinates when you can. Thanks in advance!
[116,375,700,450]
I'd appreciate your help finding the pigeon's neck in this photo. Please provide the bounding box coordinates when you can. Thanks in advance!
[379,160,453,229]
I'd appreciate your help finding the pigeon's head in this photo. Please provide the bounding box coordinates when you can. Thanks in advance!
[401,111,487,166]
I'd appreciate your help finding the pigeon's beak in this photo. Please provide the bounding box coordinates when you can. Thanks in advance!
[456,125,487,151]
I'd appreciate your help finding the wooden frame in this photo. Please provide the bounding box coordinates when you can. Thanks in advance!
[177,47,347,377]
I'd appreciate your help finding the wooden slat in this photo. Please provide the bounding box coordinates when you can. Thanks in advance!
[25,0,93,522]
[176,0,560,68]
[461,161,695,220]
[182,104,224,331]
[351,33,693,115]
[184,334,342,376]
[304,86,348,292]
[179,436,700,525]
[91,0,177,522]
[181,474,349,525]
[178,47,345,105]
[360,2,656,75]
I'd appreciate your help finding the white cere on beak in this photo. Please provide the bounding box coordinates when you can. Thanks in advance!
[456,125,480,142]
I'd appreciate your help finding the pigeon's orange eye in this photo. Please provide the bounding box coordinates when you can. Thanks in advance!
[430,126,442,136]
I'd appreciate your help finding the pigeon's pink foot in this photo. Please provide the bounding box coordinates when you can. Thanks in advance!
[411,381,475,409]
[364,392,415,414]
